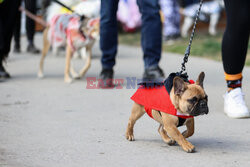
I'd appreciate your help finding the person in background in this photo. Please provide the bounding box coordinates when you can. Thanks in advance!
[222,0,250,118]
[0,0,21,79]
[100,0,164,87]
[13,0,40,54]
[159,0,181,42]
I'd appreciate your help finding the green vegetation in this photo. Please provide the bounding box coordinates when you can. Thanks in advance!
[119,32,250,65]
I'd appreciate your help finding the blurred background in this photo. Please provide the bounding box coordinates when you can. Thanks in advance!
[29,0,249,64]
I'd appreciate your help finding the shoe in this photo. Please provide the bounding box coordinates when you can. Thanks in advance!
[0,63,11,79]
[223,88,250,118]
[27,44,40,54]
[143,66,165,82]
[14,44,21,53]
[99,68,114,88]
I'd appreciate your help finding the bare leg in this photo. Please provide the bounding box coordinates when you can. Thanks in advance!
[126,103,145,141]
[162,113,195,153]
[158,124,176,145]
[38,27,50,78]
[182,118,194,138]
[181,17,193,38]
[79,47,91,78]
[70,63,80,79]
[64,45,73,83]
[52,47,58,56]
[209,13,220,36]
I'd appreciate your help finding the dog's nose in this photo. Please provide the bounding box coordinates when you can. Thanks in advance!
[199,107,208,115]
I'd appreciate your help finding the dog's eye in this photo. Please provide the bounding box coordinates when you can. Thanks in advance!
[188,97,198,104]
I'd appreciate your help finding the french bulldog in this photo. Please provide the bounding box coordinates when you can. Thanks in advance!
[125,72,208,153]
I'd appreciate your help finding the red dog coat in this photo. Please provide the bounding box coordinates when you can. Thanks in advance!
[131,83,194,119]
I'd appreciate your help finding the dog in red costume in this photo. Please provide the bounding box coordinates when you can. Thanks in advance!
[126,72,208,153]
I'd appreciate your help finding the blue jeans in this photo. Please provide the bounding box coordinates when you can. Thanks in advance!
[100,0,162,70]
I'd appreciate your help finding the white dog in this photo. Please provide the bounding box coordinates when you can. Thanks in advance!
[181,0,224,37]
[46,0,100,58]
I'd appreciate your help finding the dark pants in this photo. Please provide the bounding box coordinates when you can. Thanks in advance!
[14,0,37,46]
[222,0,250,74]
[100,0,162,70]
[0,0,21,62]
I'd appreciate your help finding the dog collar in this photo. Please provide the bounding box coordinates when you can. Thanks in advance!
[177,111,191,117]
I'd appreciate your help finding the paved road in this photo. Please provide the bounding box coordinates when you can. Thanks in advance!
[1,34,250,167]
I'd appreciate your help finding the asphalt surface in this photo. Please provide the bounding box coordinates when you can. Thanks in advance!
[1,34,250,167]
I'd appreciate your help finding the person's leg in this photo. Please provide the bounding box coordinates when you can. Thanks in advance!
[25,0,35,45]
[25,0,40,53]
[222,0,250,77]
[0,0,21,78]
[13,10,21,53]
[222,0,250,118]
[99,0,119,87]
[0,16,5,77]
[0,7,4,58]
[25,0,35,44]
[100,0,119,70]
[137,0,164,80]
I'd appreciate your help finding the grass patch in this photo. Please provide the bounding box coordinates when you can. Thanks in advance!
[119,31,250,65]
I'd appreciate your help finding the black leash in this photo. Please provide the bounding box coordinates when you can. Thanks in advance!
[51,0,81,16]
[179,0,204,75]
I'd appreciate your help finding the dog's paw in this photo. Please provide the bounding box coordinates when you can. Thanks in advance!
[64,77,73,83]
[182,142,195,153]
[126,129,134,141]
[126,133,134,141]
[37,72,44,78]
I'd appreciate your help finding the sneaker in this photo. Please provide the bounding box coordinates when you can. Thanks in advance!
[99,68,114,88]
[223,88,250,118]
[27,44,40,54]
[143,66,165,82]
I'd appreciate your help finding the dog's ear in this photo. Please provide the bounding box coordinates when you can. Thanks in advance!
[173,77,187,96]
[196,72,205,88]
